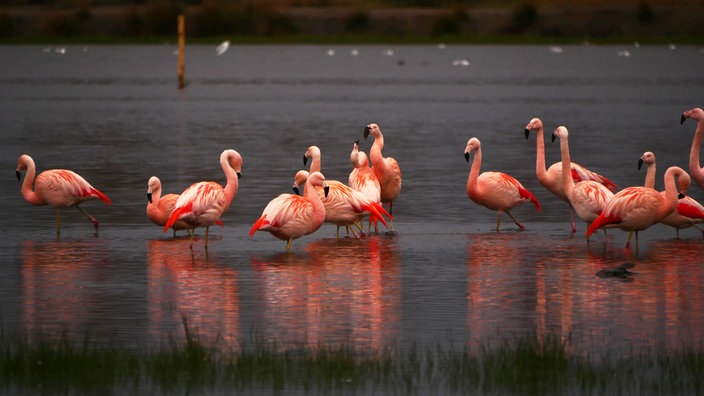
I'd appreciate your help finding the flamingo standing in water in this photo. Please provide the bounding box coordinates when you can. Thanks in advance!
[587,166,687,249]
[146,176,191,237]
[249,171,329,252]
[348,140,383,231]
[552,126,614,239]
[16,154,112,237]
[164,149,243,249]
[680,107,704,188]
[464,137,541,231]
[525,117,617,232]
[638,151,704,238]
[293,169,390,238]
[364,123,402,232]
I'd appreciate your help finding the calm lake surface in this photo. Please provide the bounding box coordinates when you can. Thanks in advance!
[1,44,704,359]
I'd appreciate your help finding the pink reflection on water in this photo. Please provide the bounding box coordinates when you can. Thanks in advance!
[147,238,239,345]
[467,231,704,355]
[249,236,400,350]
[21,239,111,339]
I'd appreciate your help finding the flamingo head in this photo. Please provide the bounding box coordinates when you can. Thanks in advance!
[364,123,380,139]
[551,126,568,143]
[306,171,328,197]
[681,107,704,124]
[638,151,655,171]
[15,154,33,181]
[223,149,243,178]
[524,117,543,139]
[464,137,481,162]
[292,170,309,195]
[303,145,320,166]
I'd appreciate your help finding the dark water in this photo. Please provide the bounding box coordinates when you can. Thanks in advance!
[1,44,704,358]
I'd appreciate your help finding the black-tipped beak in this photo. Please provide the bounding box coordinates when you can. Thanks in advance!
[464,152,470,162]
[293,186,301,196]
[354,139,359,145]
[551,132,557,143]
[363,126,370,139]
[678,192,685,199]
[147,192,153,203]
[637,158,644,170]
[236,172,242,179]
[16,170,20,181]
[303,155,308,166]
[524,128,530,140]
[681,114,687,125]
[323,185,330,197]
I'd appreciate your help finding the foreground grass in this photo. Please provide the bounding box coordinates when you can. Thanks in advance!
[1,327,703,395]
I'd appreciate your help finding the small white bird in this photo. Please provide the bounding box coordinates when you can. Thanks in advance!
[216,41,230,56]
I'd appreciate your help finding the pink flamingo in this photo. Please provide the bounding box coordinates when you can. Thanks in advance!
[680,107,704,188]
[348,140,381,204]
[16,154,112,236]
[525,117,617,232]
[464,137,541,231]
[552,126,614,238]
[638,151,704,238]
[164,149,243,248]
[587,166,687,249]
[146,176,191,237]
[249,171,329,252]
[293,169,391,238]
[349,140,383,232]
[364,123,402,232]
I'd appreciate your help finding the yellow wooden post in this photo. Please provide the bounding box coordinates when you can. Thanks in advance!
[177,14,185,89]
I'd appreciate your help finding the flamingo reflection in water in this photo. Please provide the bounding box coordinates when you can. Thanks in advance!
[147,238,239,345]
[21,239,111,341]
[249,236,400,350]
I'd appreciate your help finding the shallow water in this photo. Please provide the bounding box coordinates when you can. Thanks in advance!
[1,44,704,358]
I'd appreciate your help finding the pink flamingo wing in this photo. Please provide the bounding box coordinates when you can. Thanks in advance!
[676,200,704,220]
[571,164,618,192]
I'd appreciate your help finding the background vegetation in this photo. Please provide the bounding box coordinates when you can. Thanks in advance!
[1,1,702,44]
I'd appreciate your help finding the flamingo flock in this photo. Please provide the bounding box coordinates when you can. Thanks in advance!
[15,108,704,252]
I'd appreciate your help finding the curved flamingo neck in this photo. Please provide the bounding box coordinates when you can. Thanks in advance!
[370,133,386,170]
[660,167,683,219]
[221,152,241,210]
[466,148,482,196]
[19,156,45,205]
[558,134,575,194]
[304,177,326,222]
[690,119,704,178]
[533,126,549,182]
[644,162,656,189]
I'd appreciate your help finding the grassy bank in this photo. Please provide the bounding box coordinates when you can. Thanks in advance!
[1,325,703,395]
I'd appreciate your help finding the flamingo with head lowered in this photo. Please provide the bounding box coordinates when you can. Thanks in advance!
[16,154,112,237]
[164,149,243,249]
[464,137,540,231]
[525,117,617,232]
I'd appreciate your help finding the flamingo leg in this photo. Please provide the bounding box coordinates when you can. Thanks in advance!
[76,206,99,231]
[205,226,210,249]
[569,206,576,233]
[625,231,633,248]
[55,208,61,238]
[505,210,525,231]
[285,238,293,253]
